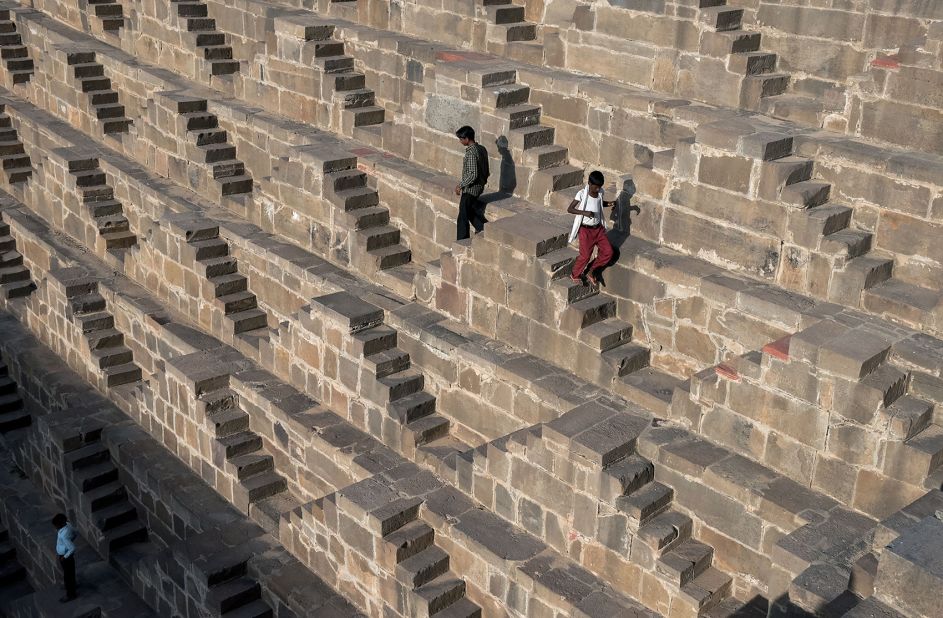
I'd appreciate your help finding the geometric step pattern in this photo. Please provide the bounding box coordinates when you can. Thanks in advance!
[0,354,29,433]
[170,0,239,76]
[482,0,536,44]
[66,158,137,254]
[306,23,385,131]
[66,438,148,554]
[0,528,32,610]
[66,51,133,134]
[322,164,412,272]
[184,223,269,337]
[0,11,33,86]
[87,0,124,33]
[198,384,289,511]
[174,98,253,196]
[0,220,35,299]
[67,288,144,388]
[0,107,31,184]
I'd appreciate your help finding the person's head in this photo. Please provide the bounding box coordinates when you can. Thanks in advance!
[455,126,476,146]
[52,513,68,530]
[588,171,605,190]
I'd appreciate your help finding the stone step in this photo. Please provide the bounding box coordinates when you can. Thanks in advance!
[495,103,542,130]
[195,32,225,47]
[364,348,411,379]
[561,294,617,333]
[864,279,943,326]
[700,29,761,56]
[601,343,651,379]
[77,460,119,492]
[208,577,262,614]
[345,104,385,127]
[85,481,127,511]
[396,545,450,588]
[508,124,554,151]
[727,51,777,76]
[502,21,537,43]
[428,594,481,618]
[203,44,233,60]
[482,83,530,109]
[699,6,743,31]
[760,93,828,128]
[352,325,397,356]
[236,470,287,503]
[333,72,366,91]
[0,408,29,432]
[102,118,132,134]
[0,140,24,156]
[201,255,237,277]
[208,406,250,438]
[211,160,245,179]
[93,101,125,120]
[218,290,257,314]
[103,362,142,387]
[616,480,673,528]
[356,225,401,251]
[202,388,238,414]
[211,273,249,296]
[96,215,130,235]
[550,276,597,305]
[335,185,380,211]
[228,453,274,480]
[368,244,412,270]
[830,255,894,304]
[1,278,31,299]
[404,414,451,449]
[228,308,268,333]
[578,319,633,352]
[221,599,272,618]
[315,55,355,73]
[899,423,943,482]
[371,369,425,404]
[636,510,693,561]
[0,249,20,267]
[3,166,31,183]
[86,327,124,349]
[522,144,568,170]
[183,111,218,131]
[412,574,466,617]
[741,73,790,107]
[381,519,436,569]
[90,346,133,369]
[0,376,16,395]
[0,392,21,414]
[176,2,208,17]
[346,204,390,230]
[0,154,30,170]
[656,538,714,587]
[598,455,654,502]
[335,87,375,109]
[485,4,525,24]
[93,501,137,531]
[820,229,872,259]
[100,17,124,30]
[211,59,240,75]
[781,180,831,208]
[217,431,263,459]
[71,62,105,78]
[883,395,934,441]
[530,164,584,200]
[186,17,216,31]
[677,566,733,616]
[0,45,28,60]
[617,367,683,416]
[200,142,237,164]
[103,520,147,551]
[328,168,368,192]
[66,442,110,470]
[190,236,227,259]
[79,76,112,93]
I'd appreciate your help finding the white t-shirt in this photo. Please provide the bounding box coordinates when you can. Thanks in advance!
[575,189,602,226]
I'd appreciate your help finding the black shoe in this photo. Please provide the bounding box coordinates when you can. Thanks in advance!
[593,270,606,287]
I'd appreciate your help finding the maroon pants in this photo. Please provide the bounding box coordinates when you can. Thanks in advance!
[572,225,613,278]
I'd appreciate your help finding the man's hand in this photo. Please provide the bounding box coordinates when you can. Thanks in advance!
[454,185,461,196]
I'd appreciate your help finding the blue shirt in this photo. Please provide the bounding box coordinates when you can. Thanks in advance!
[56,524,76,558]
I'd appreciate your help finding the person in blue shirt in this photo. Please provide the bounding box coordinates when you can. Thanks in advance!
[52,513,77,602]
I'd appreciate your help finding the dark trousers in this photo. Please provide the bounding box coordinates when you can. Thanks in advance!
[59,554,76,599]
[457,193,485,240]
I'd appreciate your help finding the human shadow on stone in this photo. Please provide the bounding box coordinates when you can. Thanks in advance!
[591,178,639,286]
[495,136,516,195]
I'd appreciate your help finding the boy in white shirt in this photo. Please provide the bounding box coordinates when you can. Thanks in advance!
[567,171,615,285]
[52,513,77,602]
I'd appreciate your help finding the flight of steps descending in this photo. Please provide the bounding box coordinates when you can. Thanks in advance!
[602,448,732,616]
[0,221,35,299]
[184,224,269,339]
[0,107,31,184]
[771,156,943,325]
[379,509,482,617]
[303,24,385,136]
[322,163,412,273]
[66,52,133,134]
[0,355,29,434]
[204,561,276,618]
[68,289,144,388]
[0,11,33,86]
[697,2,789,109]
[347,313,471,464]
[169,0,240,76]
[481,0,537,44]
[545,252,682,413]
[481,73,583,203]
[176,98,254,196]
[66,437,149,555]
[67,159,137,254]
[0,528,32,611]
[197,384,289,513]
[87,0,124,33]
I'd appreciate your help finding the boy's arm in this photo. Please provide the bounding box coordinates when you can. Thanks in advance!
[566,199,593,217]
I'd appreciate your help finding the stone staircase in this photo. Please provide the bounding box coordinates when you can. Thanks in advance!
[694,2,789,109]
[87,0,124,33]
[197,383,289,513]
[67,286,144,388]
[478,71,584,203]
[169,0,240,76]
[66,437,149,555]
[0,220,34,299]
[322,161,413,274]
[0,11,32,86]
[66,158,137,255]
[183,223,270,339]
[171,96,254,197]
[379,507,482,617]
[0,355,28,434]
[0,107,31,184]
[481,0,536,45]
[66,51,133,134]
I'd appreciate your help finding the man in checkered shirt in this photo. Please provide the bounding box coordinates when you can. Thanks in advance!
[453,126,490,240]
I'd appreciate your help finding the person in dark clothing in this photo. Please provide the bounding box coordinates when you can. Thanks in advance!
[52,513,77,602]
[454,126,490,240]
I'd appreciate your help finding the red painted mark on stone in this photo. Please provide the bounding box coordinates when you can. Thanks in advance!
[568,530,579,541]
[715,363,739,381]
[762,335,791,361]
[871,55,900,69]
[435,50,492,63]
